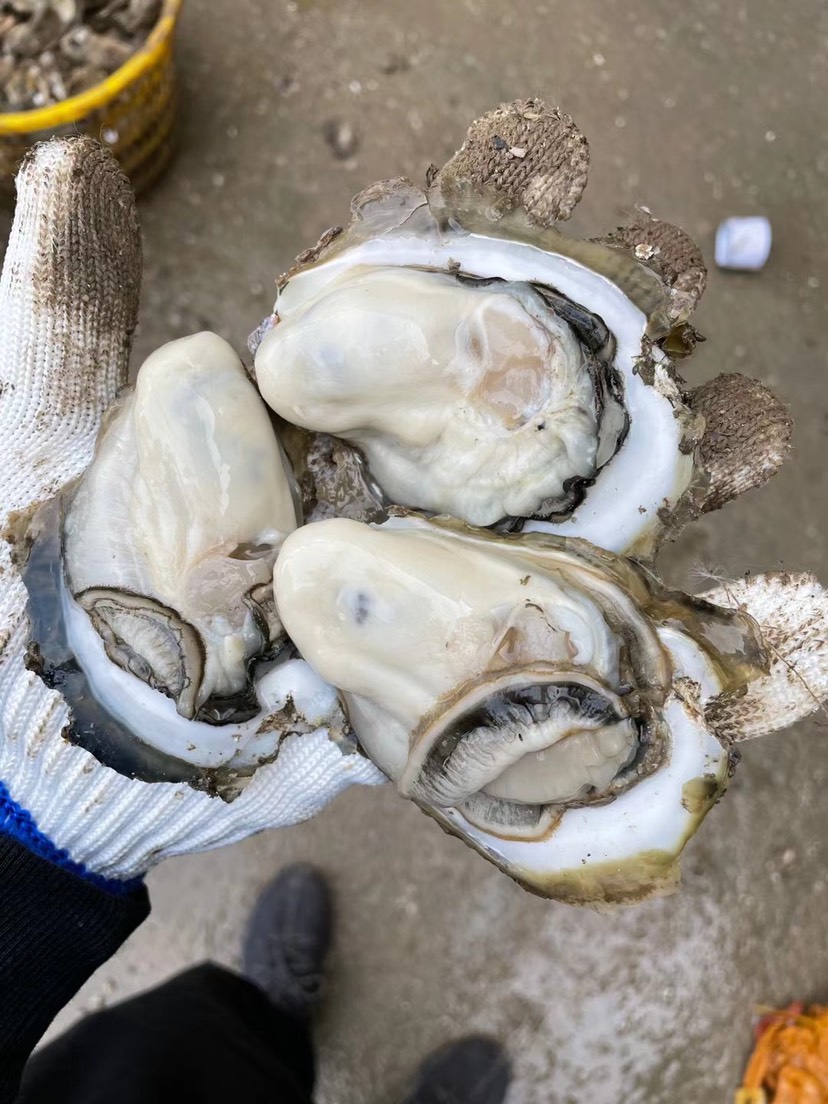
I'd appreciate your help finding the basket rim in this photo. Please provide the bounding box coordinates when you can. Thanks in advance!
[0,0,183,136]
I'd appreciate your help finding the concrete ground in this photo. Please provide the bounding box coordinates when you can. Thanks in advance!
[4,0,828,1100]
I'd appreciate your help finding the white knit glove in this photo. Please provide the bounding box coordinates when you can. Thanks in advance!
[0,138,384,885]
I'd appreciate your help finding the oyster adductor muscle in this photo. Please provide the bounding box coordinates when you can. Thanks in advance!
[274,513,768,904]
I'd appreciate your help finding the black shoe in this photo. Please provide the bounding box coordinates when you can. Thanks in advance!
[402,1035,511,1104]
[242,862,332,1018]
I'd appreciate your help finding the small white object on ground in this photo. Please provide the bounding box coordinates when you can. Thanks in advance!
[715,216,772,271]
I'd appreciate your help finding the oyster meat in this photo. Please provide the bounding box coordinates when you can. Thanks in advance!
[257,263,629,529]
[254,183,700,557]
[274,512,767,905]
[21,103,816,904]
[61,331,321,769]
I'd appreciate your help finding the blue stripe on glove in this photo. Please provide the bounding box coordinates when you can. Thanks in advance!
[0,781,141,897]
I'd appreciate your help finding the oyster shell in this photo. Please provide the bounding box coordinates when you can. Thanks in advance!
[254,181,698,557]
[253,101,793,559]
[61,331,309,769]
[274,513,768,905]
[0,0,162,112]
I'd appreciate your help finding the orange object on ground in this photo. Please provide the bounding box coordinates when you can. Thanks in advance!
[736,1003,828,1103]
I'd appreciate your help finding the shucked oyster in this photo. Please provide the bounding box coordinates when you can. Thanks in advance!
[60,330,321,770]
[253,102,791,558]
[275,512,777,904]
[257,263,635,534]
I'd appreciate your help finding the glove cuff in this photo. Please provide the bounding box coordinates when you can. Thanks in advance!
[1,613,384,881]
[2,538,385,882]
[2,708,383,882]
[0,780,140,896]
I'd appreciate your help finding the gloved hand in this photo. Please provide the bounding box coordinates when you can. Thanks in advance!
[2,105,827,904]
[0,137,384,888]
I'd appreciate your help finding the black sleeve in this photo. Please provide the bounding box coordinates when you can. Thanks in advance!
[0,836,150,1103]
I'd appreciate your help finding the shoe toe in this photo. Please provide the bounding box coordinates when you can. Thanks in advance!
[405,1035,512,1104]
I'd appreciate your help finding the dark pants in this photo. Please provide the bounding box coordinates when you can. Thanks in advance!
[17,964,315,1104]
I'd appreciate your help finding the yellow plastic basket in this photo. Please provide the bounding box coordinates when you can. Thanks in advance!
[0,0,183,199]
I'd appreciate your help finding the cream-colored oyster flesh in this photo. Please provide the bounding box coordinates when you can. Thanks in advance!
[257,264,627,528]
[274,513,768,904]
[7,115,819,899]
[62,331,303,767]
